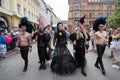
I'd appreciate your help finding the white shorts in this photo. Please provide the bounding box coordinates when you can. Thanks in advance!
[0,44,7,54]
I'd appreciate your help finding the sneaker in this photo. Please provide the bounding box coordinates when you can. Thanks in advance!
[112,64,118,68]
[81,70,87,76]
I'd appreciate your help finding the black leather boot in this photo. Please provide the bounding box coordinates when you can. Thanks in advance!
[81,70,87,76]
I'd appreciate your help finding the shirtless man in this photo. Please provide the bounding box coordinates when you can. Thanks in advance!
[94,24,108,75]
[16,25,32,72]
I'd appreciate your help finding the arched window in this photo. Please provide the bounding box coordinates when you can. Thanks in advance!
[0,17,8,29]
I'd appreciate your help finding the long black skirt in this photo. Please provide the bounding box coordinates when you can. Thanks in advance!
[50,46,76,74]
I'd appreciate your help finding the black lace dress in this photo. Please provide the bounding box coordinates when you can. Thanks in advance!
[51,30,76,74]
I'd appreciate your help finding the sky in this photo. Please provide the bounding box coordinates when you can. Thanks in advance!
[44,0,69,20]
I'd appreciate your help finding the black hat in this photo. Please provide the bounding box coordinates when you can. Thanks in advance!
[79,15,85,24]
[19,17,34,33]
[93,17,106,32]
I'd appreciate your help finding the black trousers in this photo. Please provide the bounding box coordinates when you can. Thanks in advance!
[20,46,29,68]
[95,44,106,71]
[37,46,46,65]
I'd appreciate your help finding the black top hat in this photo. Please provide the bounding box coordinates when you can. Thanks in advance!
[79,15,85,24]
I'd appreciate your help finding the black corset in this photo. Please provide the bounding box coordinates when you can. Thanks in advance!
[76,38,85,48]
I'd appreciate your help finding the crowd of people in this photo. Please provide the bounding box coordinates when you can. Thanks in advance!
[0,16,120,77]
[0,29,19,58]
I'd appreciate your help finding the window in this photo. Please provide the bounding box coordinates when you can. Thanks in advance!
[88,0,91,2]
[17,4,20,14]
[73,13,79,18]
[80,0,85,2]
[98,5,103,10]
[82,5,86,10]
[32,13,33,19]
[72,0,85,2]
[98,13,103,17]
[28,11,30,17]
[73,6,80,11]
[106,12,111,17]
[72,0,78,2]
[90,5,94,11]
[89,13,94,18]
[107,5,111,10]
[89,20,94,25]
[29,0,32,5]
[24,8,26,16]
[46,8,49,14]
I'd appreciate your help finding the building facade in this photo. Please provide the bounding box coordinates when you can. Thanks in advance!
[46,4,61,26]
[68,0,116,27]
[37,0,60,28]
[0,0,40,29]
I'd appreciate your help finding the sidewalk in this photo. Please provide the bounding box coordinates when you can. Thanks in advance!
[0,49,19,60]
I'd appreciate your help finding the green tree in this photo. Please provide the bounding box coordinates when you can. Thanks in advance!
[108,0,120,29]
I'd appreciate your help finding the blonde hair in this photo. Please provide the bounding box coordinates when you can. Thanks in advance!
[76,27,88,40]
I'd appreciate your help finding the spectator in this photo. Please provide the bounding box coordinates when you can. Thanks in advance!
[0,30,7,58]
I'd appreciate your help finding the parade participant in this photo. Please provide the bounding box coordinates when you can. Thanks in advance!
[16,17,33,72]
[33,26,51,70]
[93,17,108,75]
[69,15,88,76]
[50,22,76,74]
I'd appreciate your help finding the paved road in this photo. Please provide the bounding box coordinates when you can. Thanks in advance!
[0,43,120,80]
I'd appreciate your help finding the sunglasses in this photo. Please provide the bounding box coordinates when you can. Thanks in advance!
[99,25,104,27]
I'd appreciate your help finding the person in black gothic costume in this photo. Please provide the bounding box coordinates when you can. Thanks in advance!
[33,26,51,70]
[69,15,89,76]
[50,22,76,74]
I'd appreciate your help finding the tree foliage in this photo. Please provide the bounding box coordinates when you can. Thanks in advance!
[108,0,120,29]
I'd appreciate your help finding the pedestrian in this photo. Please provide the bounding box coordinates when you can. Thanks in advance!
[69,15,89,76]
[0,30,7,58]
[88,28,94,51]
[108,28,114,58]
[93,17,108,75]
[33,26,51,70]
[111,28,120,69]
[50,22,76,74]
[16,17,33,73]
